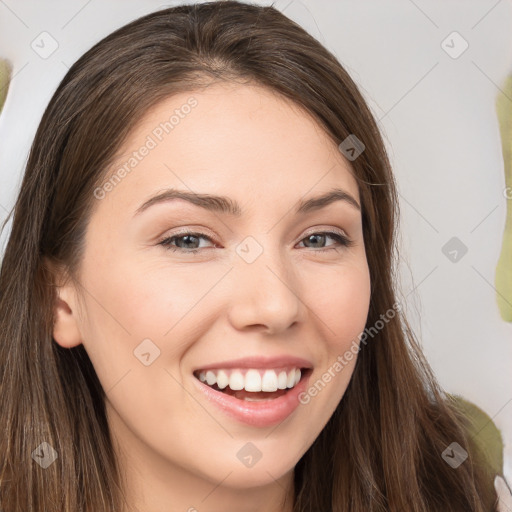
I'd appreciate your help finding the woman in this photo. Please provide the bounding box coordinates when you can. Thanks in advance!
[0,1,505,510]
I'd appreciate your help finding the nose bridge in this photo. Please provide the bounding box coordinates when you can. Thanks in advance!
[226,234,303,333]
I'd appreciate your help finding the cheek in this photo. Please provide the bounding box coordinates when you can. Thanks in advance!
[296,263,370,424]
[87,252,227,339]
[309,261,371,349]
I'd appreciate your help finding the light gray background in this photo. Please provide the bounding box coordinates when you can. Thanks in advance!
[1,0,511,480]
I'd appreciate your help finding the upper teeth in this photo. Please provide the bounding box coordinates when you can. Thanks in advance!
[197,368,302,392]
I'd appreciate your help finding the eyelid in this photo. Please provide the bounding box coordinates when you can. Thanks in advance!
[160,226,218,243]
[301,226,348,239]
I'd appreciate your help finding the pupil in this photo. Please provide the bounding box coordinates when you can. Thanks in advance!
[307,234,324,248]
[181,235,198,249]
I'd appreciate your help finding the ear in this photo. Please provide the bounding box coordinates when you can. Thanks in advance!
[44,257,83,349]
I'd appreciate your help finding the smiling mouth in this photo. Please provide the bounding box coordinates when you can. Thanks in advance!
[193,367,312,401]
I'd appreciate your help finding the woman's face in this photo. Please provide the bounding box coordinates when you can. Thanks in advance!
[53,81,371,504]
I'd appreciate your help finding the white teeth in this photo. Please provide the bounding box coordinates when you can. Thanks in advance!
[261,369,278,392]
[197,367,304,393]
[205,370,217,386]
[229,371,245,391]
[216,370,229,390]
[244,369,262,392]
[277,371,288,390]
[286,370,295,388]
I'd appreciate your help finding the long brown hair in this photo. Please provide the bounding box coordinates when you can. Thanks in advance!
[0,1,498,510]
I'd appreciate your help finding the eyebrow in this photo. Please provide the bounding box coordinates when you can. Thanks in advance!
[133,187,361,218]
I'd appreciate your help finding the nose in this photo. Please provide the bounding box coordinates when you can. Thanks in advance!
[226,244,303,335]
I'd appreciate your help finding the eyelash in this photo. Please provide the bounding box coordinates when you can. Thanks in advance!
[157,229,355,255]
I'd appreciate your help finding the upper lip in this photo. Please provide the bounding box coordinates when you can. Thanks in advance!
[193,355,314,372]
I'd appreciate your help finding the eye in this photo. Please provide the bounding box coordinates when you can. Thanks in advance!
[157,229,354,255]
[158,232,215,253]
[297,230,355,253]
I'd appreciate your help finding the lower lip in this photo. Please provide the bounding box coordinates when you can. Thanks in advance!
[192,370,312,428]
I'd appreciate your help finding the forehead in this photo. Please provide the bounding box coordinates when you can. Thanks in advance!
[100,81,360,213]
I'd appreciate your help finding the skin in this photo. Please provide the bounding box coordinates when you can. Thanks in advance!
[51,81,371,512]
